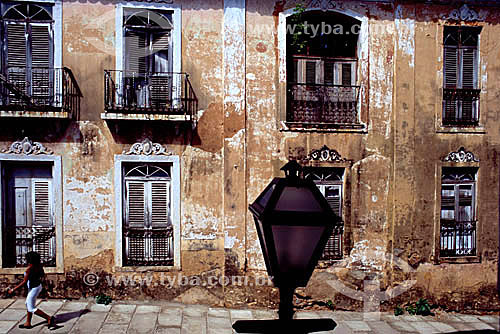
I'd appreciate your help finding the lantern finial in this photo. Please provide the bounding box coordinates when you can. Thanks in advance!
[281,160,302,180]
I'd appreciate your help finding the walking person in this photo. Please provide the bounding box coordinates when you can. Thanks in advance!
[7,251,55,329]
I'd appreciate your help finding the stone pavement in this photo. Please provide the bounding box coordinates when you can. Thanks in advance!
[0,298,497,333]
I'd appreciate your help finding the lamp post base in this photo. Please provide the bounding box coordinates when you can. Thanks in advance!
[232,319,336,334]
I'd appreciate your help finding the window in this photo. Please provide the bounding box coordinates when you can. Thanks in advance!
[1,2,54,105]
[2,162,55,267]
[304,167,344,260]
[286,11,361,126]
[440,167,477,257]
[123,163,173,266]
[442,26,481,126]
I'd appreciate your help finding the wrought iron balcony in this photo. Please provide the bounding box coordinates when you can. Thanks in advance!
[287,83,361,128]
[440,220,476,257]
[104,70,198,122]
[0,66,82,119]
[15,226,56,267]
[320,223,343,261]
[124,227,174,266]
[442,88,480,126]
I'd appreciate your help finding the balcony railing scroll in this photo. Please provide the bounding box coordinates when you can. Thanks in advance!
[287,83,361,127]
[442,88,480,126]
[104,70,198,121]
[0,66,82,119]
[440,220,476,257]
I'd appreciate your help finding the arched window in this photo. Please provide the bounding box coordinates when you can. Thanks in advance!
[2,3,53,69]
[286,10,361,126]
[122,163,173,266]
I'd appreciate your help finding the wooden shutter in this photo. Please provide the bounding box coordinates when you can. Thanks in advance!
[324,185,342,217]
[15,187,29,227]
[149,181,170,228]
[324,62,334,85]
[6,23,27,68]
[31,24,51,68]
[32,179,52,227]
[305,61,316,84]
[125,29,147,74]
[444,47,458,89]
[341,63,353,86]
[152,31,170,72]
[126,181,147,229]
[461,48,477,89]
[458,184,473,222]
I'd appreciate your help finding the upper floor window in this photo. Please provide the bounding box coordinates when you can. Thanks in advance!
[1,3,54,105]
[440,167,477,257]
[442,26,481,126]
[286,11,361,127]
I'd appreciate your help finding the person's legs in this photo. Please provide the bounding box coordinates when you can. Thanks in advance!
[22,311,33,327]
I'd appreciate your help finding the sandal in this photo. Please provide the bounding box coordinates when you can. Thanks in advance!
[19,324,33,329]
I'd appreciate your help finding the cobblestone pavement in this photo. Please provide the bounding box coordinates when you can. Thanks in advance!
[0,298,498,333]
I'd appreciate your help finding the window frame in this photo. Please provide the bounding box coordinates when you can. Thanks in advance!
[277,6,368,132]
[114,154,180,270]
[436,24,485,133]
[116,3,181,77]
[0,153,63,274]
[434,156,481,264]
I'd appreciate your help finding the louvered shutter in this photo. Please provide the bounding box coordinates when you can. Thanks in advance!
[149,181,170,228]
[305,61,316,84]
[444,47,458,89]
[125,29,147,74]
[461,48,477,89]
[126,181,147,229]
[6,23,27,68]
[341,63,353,86]
[324,185,342,217]
[31,24,51,68]
[32,179,52,227]
[15,187,29,227]
[324,62,334,85]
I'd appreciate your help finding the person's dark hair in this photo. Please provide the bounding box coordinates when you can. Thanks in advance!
[25,251,41,266]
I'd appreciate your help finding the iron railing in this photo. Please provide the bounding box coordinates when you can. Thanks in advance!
[287,83,360,126]
[0,66,82,119]
[440,220,476,257]
[15,226,56,267]
[320,223,344,261]
[104,70,198,120]
[443,88,480,126]
[124,227,174,266]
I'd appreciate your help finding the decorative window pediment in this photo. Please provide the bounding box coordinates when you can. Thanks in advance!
[442,147,479,163]
[306,145,350,163]
[123,139,172,156]
[443,4,480,22]
[3,137,53,155]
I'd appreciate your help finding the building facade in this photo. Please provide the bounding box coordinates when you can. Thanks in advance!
[0,0,499,310]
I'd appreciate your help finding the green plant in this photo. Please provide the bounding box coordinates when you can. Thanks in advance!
[415,298,434,316]
[95,293,112,305]
[405,304,417,315]
[289,2,309,54]
[394,305,404,316]
[326,300,334,310]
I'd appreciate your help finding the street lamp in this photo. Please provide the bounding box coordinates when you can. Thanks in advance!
[233,161,340,334]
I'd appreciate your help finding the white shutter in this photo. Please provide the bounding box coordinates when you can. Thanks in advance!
[31,179,52,227]
[126,181,147,228]
[149,181,170,228]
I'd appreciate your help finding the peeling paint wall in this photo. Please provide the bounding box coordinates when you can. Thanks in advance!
[1,0,500,311]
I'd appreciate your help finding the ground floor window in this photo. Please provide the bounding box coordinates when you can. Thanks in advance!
[440,167,477,257]
[123,163,173,266]
[304,167,344,260]
[2,162,55,267]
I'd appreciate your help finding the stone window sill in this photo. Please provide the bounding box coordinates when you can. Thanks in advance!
[436,126,486,134]
[437,255,481,264]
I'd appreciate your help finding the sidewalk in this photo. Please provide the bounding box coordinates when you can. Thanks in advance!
[0,298,498,333]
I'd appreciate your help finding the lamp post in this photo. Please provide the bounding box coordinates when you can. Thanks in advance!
[233,161,341,334]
